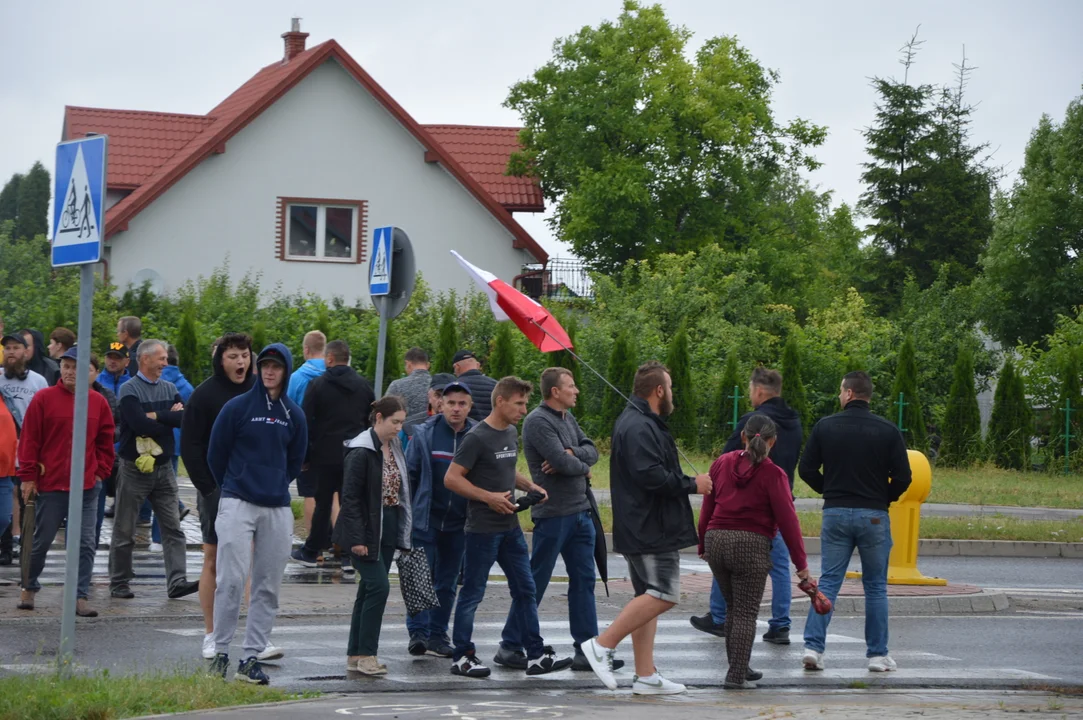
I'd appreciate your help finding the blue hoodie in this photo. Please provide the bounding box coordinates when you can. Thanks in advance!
[286,357,325,406]
[161,365,195,457]
[208,344,308,508]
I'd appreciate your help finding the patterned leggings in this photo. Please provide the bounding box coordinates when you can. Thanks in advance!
[704,529,772,684]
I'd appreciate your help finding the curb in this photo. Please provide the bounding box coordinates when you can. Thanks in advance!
[828,588,1010,615]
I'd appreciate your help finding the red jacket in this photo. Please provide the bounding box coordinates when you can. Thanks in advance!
[17,381,115,492]
[0,399,15,477]
[697,450,808,572]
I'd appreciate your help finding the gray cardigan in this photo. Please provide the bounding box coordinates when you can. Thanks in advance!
[522,403,598,519]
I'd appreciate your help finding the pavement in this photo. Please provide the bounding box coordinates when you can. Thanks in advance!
[150,689,1083,719]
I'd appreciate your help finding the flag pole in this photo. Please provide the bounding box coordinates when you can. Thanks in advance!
[529,319,701,475]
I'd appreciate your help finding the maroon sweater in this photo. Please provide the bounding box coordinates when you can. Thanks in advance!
[697,450,808,571]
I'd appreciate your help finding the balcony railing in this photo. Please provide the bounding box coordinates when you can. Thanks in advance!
[517,258,594,301]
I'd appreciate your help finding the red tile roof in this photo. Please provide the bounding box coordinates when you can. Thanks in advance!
[62,39,546,262]
[422,126,543,211]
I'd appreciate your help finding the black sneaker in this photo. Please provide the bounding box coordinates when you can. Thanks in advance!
[451,651,491,678]
[762,627,790,645]
[111,585,135,599]
[290,547,320,568]
[746,667,763,681]
[493,646,528,670]
[525,646,574,676]
[572,648,624,672]
[426,638,454,658]
[208,652,229,679]
[690,613,726,637]
[0,551,11,566]
[408,632,428,656]
[179,506,191,522]
[167,579,199,599]
[234,656,270,685]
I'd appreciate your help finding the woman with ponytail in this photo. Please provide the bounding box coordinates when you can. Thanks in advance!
[697,413,809,689]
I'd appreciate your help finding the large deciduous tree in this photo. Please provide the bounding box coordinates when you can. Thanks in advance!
[505,0,824,274]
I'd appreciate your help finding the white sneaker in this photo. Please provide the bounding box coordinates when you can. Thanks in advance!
[148,542,163,553]
[257,645,284,661]
[802,648,825,671]
[868,655,897,672]
[581,637,617,690]
[201,634,215,659]
[632,673,686,695]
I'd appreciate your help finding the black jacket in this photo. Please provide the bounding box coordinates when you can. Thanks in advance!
[457,369,496,421]
[24,329,59,387]
[721,396,803,489]
[126,339,142,377]
[798,400,913,511]
[180,344,256,496]
[333,428,413,561]
[611,396,698,554]
[302,364,374,466]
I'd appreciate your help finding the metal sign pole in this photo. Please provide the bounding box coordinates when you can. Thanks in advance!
[374,300,388,397]
[59,262,95,671]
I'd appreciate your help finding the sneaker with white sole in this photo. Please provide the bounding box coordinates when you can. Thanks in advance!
[450,651,491,678]
[525,646,574,676]
[257,645,284,662]
[202,634,216,660]
[581,637,618,690]
[868,655,897,672]
[802,648,825,671]
[148,542,163,553]
[632,672,686,695]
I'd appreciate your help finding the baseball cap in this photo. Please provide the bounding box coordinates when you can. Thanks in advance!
[258,347,287,367]
[441,381,472,397]
[429,373,458,391]
[104,342,129,358]
[1,334,28,347]
[60,346,79,361]
[452,350,477,364]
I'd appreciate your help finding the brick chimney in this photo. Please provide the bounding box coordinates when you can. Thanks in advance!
[282,18,309,62]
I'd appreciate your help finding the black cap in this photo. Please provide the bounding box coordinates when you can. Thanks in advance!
[441,381,472,397]
[1,334,28,347]
[429,373,458,391]
[259,348,287,367]
[452,350,477,364]
[104,342,128,358]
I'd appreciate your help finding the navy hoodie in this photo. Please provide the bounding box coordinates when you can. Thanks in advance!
[207,344,308,508]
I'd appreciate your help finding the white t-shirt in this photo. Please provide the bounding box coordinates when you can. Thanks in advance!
[0,369,49,428]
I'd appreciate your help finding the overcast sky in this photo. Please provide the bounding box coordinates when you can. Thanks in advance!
[2,0,1080,258]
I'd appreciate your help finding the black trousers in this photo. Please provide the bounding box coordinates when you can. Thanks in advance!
[303,463,344,554]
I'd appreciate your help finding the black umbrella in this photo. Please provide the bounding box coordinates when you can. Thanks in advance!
[586,486,609,597]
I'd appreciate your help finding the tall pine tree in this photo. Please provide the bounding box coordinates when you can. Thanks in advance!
[488,322,516,379]
[781,337,811,440]
[988,359,1032,470]
[665,321,694,445]
[176,304,201,384]
[547,312,580,388]
[603,332,636,437]
[940,344,981,466]
[433,301,458,374]
[708,353,744,452]
[14,162,50,240]
[1052,350,1082,463]
[0,173,22,225]
[890,334,928,449]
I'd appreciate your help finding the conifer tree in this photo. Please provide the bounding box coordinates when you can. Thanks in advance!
[708,352,744,452]
[176,304,201,384]
[1052,350,1082,462]
[603,332,636,437]
[547,313,580,388]
[488,322,516,380]
[940,345,981,466]
[781,337,811,440]
[251,321,268,356]
[0,173,22,225]
[890,335,928,449]
[14,161,49,240]
[433,301,458,374]
[665,321,694,444]
[988,359,1032,470]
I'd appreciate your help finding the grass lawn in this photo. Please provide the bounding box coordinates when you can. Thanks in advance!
[0,669,316,720]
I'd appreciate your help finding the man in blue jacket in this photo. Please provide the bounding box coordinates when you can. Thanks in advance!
[285,330,325,536]
[690,366,803,645]
[404,378,475,658]
[206,344,308,686]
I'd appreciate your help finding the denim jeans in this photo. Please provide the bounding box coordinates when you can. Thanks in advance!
[501,511,597,652]
[0,477,13,541]
[25,486,100,598]
[94,481,106,550]
[406,527,466,644]
[452,526,543,661]
[710,531,792,630]
[803,507,892,657]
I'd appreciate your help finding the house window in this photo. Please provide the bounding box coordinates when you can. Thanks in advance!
[277,198,366,263]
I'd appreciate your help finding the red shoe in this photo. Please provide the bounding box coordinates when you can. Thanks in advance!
[799,578,833,615]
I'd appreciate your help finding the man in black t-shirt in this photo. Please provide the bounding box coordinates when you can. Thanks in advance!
[443,376,573,680]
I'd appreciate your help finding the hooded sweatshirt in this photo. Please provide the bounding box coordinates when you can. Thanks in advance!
[301,364,374,465]
[286,357,325,406]
[698,450,807,571]
[22,330,59,387]
[721,396,803,488]
[180,344,256,496]
[207,344,307,507]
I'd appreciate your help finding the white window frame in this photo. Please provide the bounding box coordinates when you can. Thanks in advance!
[285,203,358,263]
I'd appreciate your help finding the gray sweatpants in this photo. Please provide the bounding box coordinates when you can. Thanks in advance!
[212,497,293,658]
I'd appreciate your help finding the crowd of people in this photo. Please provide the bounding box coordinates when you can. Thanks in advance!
[0,311,913,692]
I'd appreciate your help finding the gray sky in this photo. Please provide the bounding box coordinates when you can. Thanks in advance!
[2,0,1081,259]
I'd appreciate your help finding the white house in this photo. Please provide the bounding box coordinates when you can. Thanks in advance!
[61,21,547,303]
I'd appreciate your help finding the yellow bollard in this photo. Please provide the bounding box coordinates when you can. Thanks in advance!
[845,449,947,586]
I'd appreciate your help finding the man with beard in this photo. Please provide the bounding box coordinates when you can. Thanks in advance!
[18,330,59,387]
[582,361,712,695]
[181,333,258,661]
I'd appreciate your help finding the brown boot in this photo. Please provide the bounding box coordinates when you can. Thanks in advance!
[17,589,34,610]
[76,598,98,618]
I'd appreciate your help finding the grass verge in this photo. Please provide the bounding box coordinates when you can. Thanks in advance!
[0,668,316,720]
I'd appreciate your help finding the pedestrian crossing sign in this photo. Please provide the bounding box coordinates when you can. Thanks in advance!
[52,135,107,267]
[369,226,393,296]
